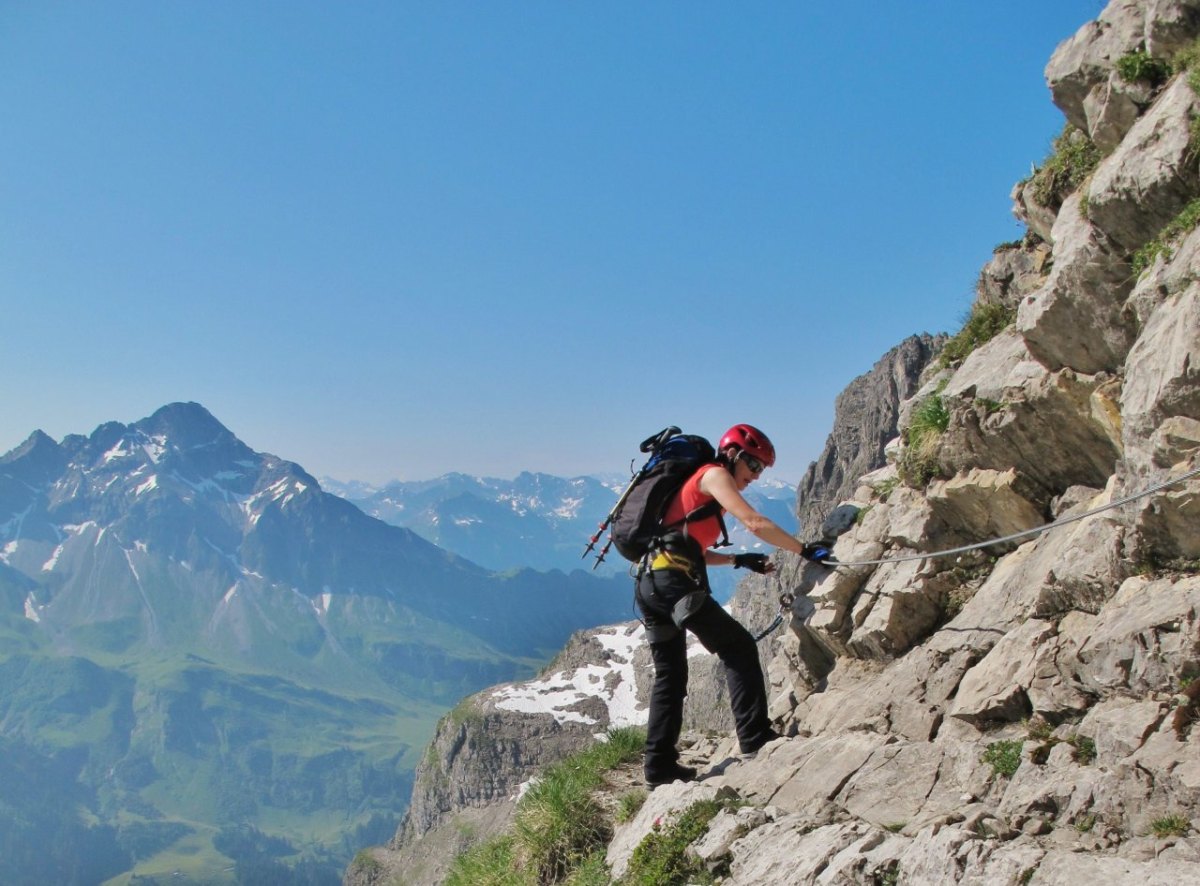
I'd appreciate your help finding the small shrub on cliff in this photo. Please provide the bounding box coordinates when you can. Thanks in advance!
[1023,717,1054,742]
[874,476,899,501]
[1116,48,1171,87]
[1131,197,1200,275]
[616,790,647,823]
[350,850,382,877]
[939,301,1016,368]
[1067,733,1096,765]
[899,392,949,487]
[1028,124,1101,209]
[982,739,1024,778]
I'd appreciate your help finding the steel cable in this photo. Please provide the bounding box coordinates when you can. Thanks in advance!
[824,465,1200,569]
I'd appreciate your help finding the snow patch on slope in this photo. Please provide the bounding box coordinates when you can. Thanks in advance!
[491,623,648,727]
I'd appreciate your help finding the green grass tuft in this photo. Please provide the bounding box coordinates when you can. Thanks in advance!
[873,477,900,501]
[1150,813,1190,838]
[1067,734,1096,766]
[982,740,1023,778]
[1028,124,1101,209]
[900,392,950,488]
[513,768,611,881]
[443,727,645,886]
[564,850,614,885]
[1132,197,1200,275]
[444,835,530,886]
[616,790,647,824]
[622,798,737,885]
[1175,37,1200,66]
[940,302,1016,368]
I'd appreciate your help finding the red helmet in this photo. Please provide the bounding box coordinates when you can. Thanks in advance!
[719,424,776,467]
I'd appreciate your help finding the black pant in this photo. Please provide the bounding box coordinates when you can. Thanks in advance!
[635,565,773,775]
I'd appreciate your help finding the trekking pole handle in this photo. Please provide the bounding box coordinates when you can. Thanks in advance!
[640,426,681,453]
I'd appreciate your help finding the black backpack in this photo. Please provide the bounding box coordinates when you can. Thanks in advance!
[583,427,729,568]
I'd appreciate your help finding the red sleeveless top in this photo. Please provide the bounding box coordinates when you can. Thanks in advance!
[661,464,726,551]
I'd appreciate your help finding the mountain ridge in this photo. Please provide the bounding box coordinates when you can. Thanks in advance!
[0,401,634,883]
[322,466,798,602]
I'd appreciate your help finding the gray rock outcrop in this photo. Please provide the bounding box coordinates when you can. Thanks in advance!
[794,334,944,541]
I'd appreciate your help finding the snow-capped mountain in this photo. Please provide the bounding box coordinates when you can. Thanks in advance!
[0,402,633,882]
[323,469,798,600]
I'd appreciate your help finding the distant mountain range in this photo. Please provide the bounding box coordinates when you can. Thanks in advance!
[0,402,632,884]
[322,469,798,601]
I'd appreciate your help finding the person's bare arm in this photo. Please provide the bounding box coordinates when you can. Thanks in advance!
[698,468,807,557]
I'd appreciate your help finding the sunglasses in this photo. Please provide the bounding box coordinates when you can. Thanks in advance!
[740,453,765,475]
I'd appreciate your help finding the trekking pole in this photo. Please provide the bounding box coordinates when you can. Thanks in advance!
[583,478,635,569]
[582,426,681,568]
[582,488,633,565]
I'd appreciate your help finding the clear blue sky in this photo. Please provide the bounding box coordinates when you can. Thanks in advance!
[1,1,1101,485]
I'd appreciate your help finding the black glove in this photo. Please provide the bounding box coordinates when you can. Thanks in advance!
[801,541,835,563]
[733,553,771,573]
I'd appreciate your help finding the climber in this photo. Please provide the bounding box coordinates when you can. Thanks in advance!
[635,423,832,788]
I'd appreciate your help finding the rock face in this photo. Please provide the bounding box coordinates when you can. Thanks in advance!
[794,334,944,541]
[347,4,1200,884]
[346,624,651,885]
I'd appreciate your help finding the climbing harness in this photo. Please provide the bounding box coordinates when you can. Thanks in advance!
[824,465,1200,569]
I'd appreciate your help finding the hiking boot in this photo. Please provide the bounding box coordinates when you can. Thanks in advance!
[645,763,697,790]
[740,729,782,755]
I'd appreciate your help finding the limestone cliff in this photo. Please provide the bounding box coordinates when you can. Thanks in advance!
[348,3,1200,883]
[794,334,945,541]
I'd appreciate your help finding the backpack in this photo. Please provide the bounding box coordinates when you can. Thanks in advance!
[583,427,730,568]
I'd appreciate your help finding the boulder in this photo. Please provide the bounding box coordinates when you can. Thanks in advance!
[792,644,977,743]
[950,618,1057,726]
[1045,1,1150,142]
[926,468,1046,543]
[606,780,722,880]
[977,240,1053,310]
[845,558,947,660]
[1074,575,1200,693]
[930,487,1127,651]
[1012,178,1059,244]
[1034,851,1200,885]
[939,330,1124,490]
[726,820,886,886]
[1016,193,1136,374]
[1087,76,1200,254]
[1079,697,1169,761]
